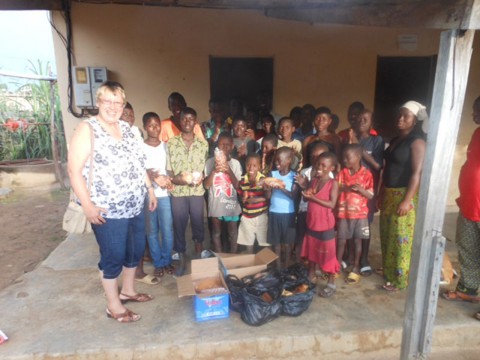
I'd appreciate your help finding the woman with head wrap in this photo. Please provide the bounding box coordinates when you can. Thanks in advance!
[379,101,426,291]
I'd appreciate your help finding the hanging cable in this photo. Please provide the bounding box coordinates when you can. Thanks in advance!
[61,0,84,118]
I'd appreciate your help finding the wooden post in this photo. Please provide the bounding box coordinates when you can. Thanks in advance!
[400,29,475,359]
[49,79,66,190]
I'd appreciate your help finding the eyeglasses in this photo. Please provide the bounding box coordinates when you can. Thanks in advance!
[99,99,124,108]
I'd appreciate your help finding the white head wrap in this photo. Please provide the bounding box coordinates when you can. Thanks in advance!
[401,100,429,133]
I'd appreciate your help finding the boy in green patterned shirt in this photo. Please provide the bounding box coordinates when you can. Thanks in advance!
[167,107,209,275]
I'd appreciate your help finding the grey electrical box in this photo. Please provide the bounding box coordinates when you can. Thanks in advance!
[73,66,108,108]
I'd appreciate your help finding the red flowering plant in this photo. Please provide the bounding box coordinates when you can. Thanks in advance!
[3,118,29,132]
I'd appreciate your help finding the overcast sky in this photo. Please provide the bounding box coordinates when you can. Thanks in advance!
[0,10,56,77]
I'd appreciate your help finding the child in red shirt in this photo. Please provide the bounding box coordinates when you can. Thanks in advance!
[337,144,374,284]
[301,152,340,297]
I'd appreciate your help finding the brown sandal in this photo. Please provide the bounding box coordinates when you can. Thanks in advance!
[119,292,154,304]
[154,267,165,277]
[165,264,175,275]
[442,290,480,303]
[106,308,141,323]
[382,282,399,292]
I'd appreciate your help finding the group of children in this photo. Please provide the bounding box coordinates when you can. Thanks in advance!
[125,95,384,298]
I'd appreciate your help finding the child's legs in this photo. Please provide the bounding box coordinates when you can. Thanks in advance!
[211,217,223,252]
[347,239,355,265]
[204,192,213,241]
[226,220,239,253]
[283,213,296,267]
[267,213,285,268]
[146,203,163,269]
[274,244,282,268]
[157,196,174,267]
[353,218,370,271]
[189,196,205,243]
[308,261,316,278]
[327,272,336,286]
[336,238,347,266]
[171,196,189,254]
[361,219,372,267]
[352,238,362,273]
[284,244,292,267]
[296,212,307,263]
[254,213,270,248]
[361,237,371,266]
[189,196,205,254]
[336,219,352,266]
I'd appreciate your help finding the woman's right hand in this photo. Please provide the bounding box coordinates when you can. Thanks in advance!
[397,199,414,217]
[83,202,108,225]
[376,187,384,211]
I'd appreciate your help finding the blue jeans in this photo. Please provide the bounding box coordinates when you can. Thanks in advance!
[92,209,146,279]
[146,196,174,268]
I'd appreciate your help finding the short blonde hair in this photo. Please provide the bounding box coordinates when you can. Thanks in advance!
[96,81,126,105]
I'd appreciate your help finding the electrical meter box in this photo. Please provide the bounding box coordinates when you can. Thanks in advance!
[73,66,108,107]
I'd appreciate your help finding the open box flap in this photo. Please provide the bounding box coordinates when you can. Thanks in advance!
[214,252,237,258]
[221,254,256,269]
[228,265,268,280]
[191,257,219,274]
[176,274,195,297]
[255,248,278,265]
[176,257,229,297]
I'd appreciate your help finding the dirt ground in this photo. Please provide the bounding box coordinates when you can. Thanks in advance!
[0,186,69,291]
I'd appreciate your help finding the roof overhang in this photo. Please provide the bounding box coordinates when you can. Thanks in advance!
[0,0,478,29]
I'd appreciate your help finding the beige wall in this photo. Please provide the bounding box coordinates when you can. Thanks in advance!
[51,3,480,206]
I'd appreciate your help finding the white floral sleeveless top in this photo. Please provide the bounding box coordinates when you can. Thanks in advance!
[83,118,147,219]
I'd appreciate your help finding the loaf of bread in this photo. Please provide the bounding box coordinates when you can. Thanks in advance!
[264,177,286,189]
[294,283,309,293]
[194,277,224,294]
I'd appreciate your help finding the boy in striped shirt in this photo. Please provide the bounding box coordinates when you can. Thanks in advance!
[237,154,270,254]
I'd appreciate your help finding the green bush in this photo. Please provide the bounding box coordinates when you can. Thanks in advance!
[0,60,67,162]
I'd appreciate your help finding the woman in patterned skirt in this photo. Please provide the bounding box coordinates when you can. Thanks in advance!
[379,101,426,291]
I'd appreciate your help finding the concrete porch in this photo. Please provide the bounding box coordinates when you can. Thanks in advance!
[0,211,479,359]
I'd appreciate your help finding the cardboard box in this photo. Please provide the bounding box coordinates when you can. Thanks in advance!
[218,248,278,279]
[176,257,229,322]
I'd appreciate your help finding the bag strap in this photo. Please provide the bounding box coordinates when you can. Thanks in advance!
[86,122,94,195]
[70,122,94,203]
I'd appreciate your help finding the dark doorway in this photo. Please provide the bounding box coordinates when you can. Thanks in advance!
[374,56,437,140]
[209,57,274,110]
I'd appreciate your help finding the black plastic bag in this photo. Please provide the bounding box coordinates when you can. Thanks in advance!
[278,263,315,317]
[280,283,316,317]
[225,274,246,313]
[278,263,309,289]
[239,273,283,326]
